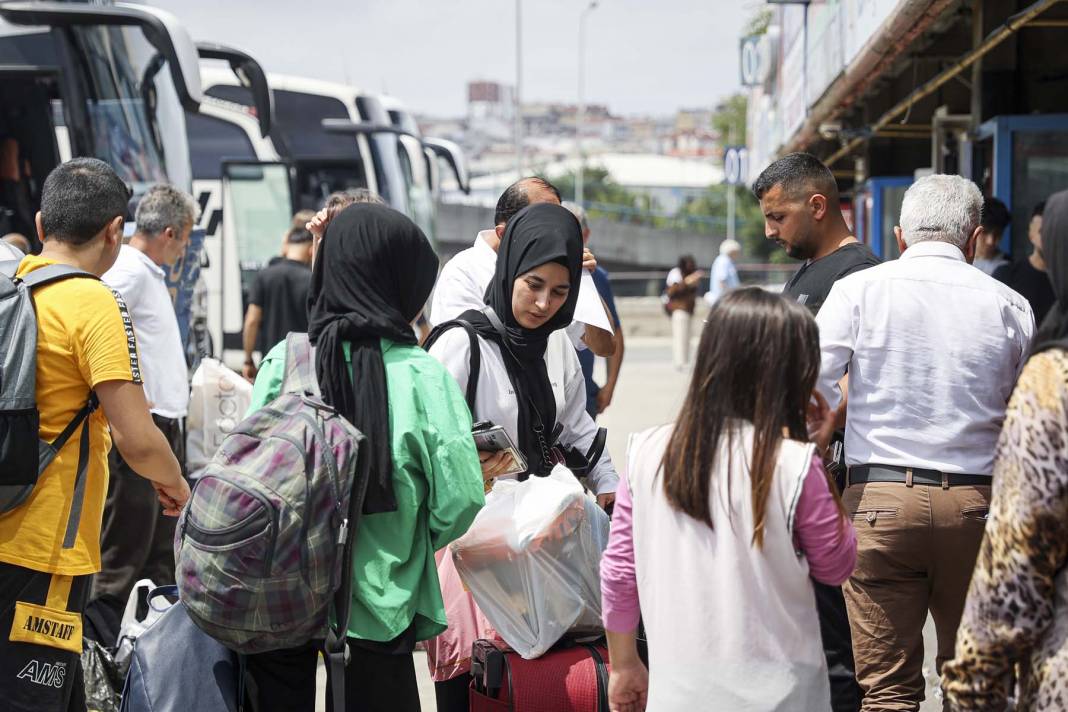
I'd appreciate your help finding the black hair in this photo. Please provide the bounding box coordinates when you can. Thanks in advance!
[1033,201,1046,219]
[494,177,561,227]
[678,254,697,274]
[286,226,313,244]
[980,197,1011,234]
[751,152,839,202]
[40,158,130,245]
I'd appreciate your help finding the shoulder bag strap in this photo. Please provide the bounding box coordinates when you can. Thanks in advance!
[424,320,481,412]
[280,332,319,397]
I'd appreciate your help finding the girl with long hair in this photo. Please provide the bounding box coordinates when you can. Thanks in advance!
[601,287,856,712]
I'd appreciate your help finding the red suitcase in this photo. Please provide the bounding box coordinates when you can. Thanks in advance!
[469,638,610,712]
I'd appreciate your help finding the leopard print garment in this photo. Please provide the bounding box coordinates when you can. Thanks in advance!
[942,349,1068,711]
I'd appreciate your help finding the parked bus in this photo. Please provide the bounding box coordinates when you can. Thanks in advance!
[186,68,469,367]
[0,1,203,244]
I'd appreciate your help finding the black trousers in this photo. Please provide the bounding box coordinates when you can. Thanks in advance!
[244,640,421,712]
[91,415,184,617]
[815,578,863,711]
[0,562,91,712]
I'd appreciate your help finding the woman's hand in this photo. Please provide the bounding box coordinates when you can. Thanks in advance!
[806,390,836,458]
[608,661,649,712]
[478,450,514,481]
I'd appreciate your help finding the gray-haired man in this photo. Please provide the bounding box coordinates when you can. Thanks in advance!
[815,174,1034,710]
[94,184,197,614]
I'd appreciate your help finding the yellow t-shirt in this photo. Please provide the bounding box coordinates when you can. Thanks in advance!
[0,255,142,575]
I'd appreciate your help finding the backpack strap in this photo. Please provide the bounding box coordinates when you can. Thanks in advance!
[424,319,481,412]
[280,332,320,397]
[17,262,97,289]
[323,435,370,712]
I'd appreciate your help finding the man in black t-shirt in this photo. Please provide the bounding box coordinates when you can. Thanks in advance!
[752,152,879,712]
[994,201,1056,326]
[242,225,313,380]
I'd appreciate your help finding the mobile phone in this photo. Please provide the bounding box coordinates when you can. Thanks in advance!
[472,422,528,476]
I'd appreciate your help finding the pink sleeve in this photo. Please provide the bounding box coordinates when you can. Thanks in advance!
[600,473,640,633]
[795,454,857,586]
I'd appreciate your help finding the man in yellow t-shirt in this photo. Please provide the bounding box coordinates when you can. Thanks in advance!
[0,158,190,712]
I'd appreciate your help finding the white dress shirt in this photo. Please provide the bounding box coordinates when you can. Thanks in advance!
[428,328,618,495]
[705,254,740,304]
[104,245,189,418]
[816,240,1034,475]
[429,230,595,350]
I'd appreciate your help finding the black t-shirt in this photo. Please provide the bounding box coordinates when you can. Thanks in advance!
[248,258,312,353]
[993,258,1056,326]
[782,242,882,315]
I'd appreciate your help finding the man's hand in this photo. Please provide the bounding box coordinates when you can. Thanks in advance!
[807,390,837,458]
[478,450,514,481]
[242,362,257,383]
[597,492,616,511]
[608,661,648,712]
[153,478,190,516]
[595,385,614,414]
[582,248,597,273]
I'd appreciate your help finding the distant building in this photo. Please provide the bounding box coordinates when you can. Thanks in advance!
[467,80,514,141]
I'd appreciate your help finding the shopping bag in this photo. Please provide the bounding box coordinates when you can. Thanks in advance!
[450,465,610,659]
[185,358,252,477]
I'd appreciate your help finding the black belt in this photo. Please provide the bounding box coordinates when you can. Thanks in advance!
[848,464,990,488]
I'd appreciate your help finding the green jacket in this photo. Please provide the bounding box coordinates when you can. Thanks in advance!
[248,338,485,642]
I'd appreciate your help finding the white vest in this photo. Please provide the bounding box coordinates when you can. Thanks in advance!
[627,423,830,711]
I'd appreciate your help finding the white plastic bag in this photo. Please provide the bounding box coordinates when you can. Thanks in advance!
[450,465,610,659]
[185,358,252,477]
[114,579,172,674]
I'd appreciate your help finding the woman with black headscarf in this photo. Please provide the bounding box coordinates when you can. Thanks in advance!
[243,204,485,712]
[944,189,1068,711]
[423,202,619,710]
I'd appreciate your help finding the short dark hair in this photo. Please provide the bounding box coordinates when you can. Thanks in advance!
[41,158,129,245]
[285,226,313,244]
[1033,201,1046,219]
[494,177,561,227]
[980,197,1011,234]
[751,152,839,202]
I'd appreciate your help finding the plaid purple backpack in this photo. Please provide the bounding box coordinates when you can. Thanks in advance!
[175,333,368,707]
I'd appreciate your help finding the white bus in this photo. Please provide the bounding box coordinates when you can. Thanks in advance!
[0,1,203,243]
[186,69,469,367]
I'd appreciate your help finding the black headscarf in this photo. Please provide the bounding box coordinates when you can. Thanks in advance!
[461,203,583,476]
[308,203,438,513]
[1033,190,1068,354]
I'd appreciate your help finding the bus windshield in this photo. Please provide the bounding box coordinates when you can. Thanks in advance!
[66,24,191,192]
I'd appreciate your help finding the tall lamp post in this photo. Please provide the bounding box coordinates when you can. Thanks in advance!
[576,0,599,206]
[515,0,524,177]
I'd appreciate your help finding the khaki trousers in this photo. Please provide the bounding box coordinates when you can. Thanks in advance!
[842,481,991,712]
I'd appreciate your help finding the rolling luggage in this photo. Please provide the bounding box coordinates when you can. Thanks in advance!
[469,638,609,712]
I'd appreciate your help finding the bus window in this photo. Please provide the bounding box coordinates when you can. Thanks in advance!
[67,24,192,192]
[293,160,369,211]
[186,112,257,180]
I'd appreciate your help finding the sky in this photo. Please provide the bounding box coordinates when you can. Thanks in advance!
[147,0,756,118]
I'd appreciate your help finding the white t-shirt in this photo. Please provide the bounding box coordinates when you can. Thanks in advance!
[103,245,189,418]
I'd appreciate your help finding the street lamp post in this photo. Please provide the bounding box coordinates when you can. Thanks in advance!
[576,0,598,207]
[515,0,523,177]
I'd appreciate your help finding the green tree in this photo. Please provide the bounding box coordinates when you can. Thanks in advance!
[550,167,643,216]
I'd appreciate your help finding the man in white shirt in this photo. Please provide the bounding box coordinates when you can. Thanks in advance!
[815,174,1034,711]
[429,177,614,356]
[93,184,196,613]
[704,239,741,304]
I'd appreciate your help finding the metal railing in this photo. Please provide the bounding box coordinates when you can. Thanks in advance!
[606,265,796,298]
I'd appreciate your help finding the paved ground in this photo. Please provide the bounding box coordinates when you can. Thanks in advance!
[317,336,943,711]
